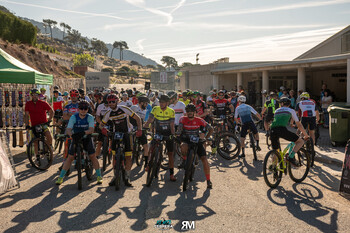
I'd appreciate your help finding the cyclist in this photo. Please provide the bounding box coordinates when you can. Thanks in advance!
[179,91,191,106]
[101,94,142,187]
[56,100,102,185]
[177,103,213,189]
[270,97,309,166]
[261,92,279,135]
[63,89,80,121]
[78,88,94,111]
[212,90,234,118]
[95,94,111,159]
[295,92,320,145]
[193,91,209,120]
[131,95,150,168]
[25,88,54,149]
[52,90,64,134]
[144,94,177,181]
[234,96,262,158]
[168,91,186,131]
[62,91,69,107]
[119,93,133,107]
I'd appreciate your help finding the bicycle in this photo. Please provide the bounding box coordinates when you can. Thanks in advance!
[131,128,148,167]
[57,132,98,190]
[263,140,311,189]
[237,121,261,161]
[297,127,316,167]
[26,122,53,170]
[100,126,112,172]
[181,135,205,191]
[146,134,171,187]
[54,120,67,154]
[110,131,128,191]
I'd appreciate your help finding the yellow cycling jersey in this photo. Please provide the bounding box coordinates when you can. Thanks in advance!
[179,98,190,106]
[150,106,175,134]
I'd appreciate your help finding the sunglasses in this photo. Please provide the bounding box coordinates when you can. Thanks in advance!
[108,101,116,104]
[71,94,78,98]
[79,107,88,110]
[218,94,224,97]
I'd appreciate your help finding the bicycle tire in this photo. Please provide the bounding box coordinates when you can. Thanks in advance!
[85,157,93,181]
[263,150,283,189]
[27,138,53,171]
[114,148,123,191]
[189,154,196,182]
[160,144,170,170]
[305,139,315,167]
[249,133,257,161]
[288,148,310,183]
[183,149,194,192]
[58,139,64,154]
[146,146,159,187]
[135,143,143,166]
[102,136,109,171]
[216,132,241,160]
[77,146,83,190]
[266,132,272,149]
[54,137,60,151]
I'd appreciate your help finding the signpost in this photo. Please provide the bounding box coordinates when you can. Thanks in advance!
[85,72,110,91]
[339,140,350,195]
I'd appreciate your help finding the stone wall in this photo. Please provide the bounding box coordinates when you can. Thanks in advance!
[52,77,85,92]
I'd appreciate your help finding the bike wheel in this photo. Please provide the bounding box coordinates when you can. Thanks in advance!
[58,139,64,154]
[27,138,53,171]
[305,139,315,167]
[135,143,144,166]
[114,148,123,190]
[263,150,283,189]
[216,132,241,160]
[189,154,196,182]
[249,133,257,161]
[288,148,310,183]
[77,147,83,190]
[266,132,272,149]
[102,137,109,171]
[183,149,194,192]
[85,157,93,181]
[146,146,159,187]
[54,136,60,151]
[160,144,170,170]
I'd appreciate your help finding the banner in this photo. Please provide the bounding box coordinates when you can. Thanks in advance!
[339,140,350,194]
[160,72,167,83]
[85,72,110,91]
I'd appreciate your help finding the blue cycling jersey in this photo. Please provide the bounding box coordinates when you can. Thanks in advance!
[145,104,152,121]
[234,103,257,124]
[64,102,79,114]
[67,113,94,134]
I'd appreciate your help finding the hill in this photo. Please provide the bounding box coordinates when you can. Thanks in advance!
[23,18,158,67]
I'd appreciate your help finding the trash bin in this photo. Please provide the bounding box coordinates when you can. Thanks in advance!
[328,105,350,146]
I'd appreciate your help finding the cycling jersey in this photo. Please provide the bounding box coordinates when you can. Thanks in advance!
[195,100,207,118]
[178,116,208,137]
[67,113,94,134]
[234,103,257,124]
[264,99,279,117]
[296,99,317,117]
[270,107,299,128]
[131,104,147,122]
[145,104,152,121]
[39,94,47,101]
[119,100,133,108]
[25,100,52,126]
[213,98,231,116]
[169,101,186,125]
[150,106,175,135]
[102,105,135,133]
[64,102,79,115]
[179,98,190,106]
[53,96,64,111]
[96,104,109,118]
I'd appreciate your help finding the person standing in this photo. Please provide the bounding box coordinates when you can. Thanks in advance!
[321,89,332,128]
[289,90,296,109]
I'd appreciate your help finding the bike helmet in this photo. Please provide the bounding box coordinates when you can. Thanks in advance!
[122,93,128,98]
[94,92,103,99]
[30,88,40,95]
[159,94,170,102]
[70,89,79,97]
[53,85,59,90]
[269,92,277,97]
[138,95,150,103]
[167,91,177,99]
[63,91,69,96]
[280,97,291,105]
[136,92,144,98]
[193,91,200,96]
[238,95,246,103]
[185,103,196,112]
[103,94,109,104]
[103,88,111,94]
[107,93,118,102]
[53,90,59,94]
[78,100,90,109]
[261,90,267,94]
[40,87,46,91]
[218,90,225,94]
[300,92,310,99]
[78,88,84,94]
[280,86,285,91]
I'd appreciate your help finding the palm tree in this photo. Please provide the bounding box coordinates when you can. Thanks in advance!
[43,19,57,39]
[116,41,128,60]
[111,41,119,58]
[60,22,71,40]
[65,29,81,47]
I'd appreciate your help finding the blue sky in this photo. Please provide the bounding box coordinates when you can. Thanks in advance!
[1,0,350,65]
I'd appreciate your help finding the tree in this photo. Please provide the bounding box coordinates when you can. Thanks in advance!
[73,53,95,67]
[79,37,89,49]
[120,66,130,72]
[91,38,108,56]
[161,56,178,70]
[43,19,57,39]
[128,69,139,78]
[180,62,194,68]
[113,41,128,60]
[65,29,81,47]
[60,22,71,40]
[146,65,156,69]
[111,41,118,58]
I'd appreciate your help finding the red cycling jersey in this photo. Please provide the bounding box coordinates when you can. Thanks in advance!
[179,116,208,137]
[213,98,230,116]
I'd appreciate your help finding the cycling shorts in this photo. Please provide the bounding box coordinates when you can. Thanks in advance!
[68,136,95,156]
[270,127,299,150]
[54,109,63,119]
[151,137,174,153]
[181,138,206,157]
[301,117,316,131]
[32,124,50,138]
[264,115,274,123]
[240,121,258,138]
[111,132,132,152]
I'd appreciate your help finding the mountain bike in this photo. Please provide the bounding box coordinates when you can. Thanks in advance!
[54,120,67,154]
[132,128,148,167]
[27,122,53,170]
[110,131,128,191]
[237,121,261,161]
[263,140,310,189]
[100,126,112,172]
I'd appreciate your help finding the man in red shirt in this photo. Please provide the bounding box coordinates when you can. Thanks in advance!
[25,88,54,147]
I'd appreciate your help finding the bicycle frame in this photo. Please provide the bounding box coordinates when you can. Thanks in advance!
[276,142,295,172]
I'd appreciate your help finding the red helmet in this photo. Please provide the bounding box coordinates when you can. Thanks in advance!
[70,89,79,97]
[107,94,118,102]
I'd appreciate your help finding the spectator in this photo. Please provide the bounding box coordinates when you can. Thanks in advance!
[321,89,332,128]
[230,91,238,110]
[320,83,327,100]
[289,90,296,109]
[278,86,285,98]
[296,90,303,105]
[280,89,289,98]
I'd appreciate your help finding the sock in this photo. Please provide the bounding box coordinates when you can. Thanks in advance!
[205,174,210,181]
[289,151,296,159]
[125,170,131,179]
[170,168,174,175]
[256,140,259,147]
[59,169,67,178]
[95,169,101,177]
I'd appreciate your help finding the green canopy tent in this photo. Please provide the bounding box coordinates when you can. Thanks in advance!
[0,47,53,85]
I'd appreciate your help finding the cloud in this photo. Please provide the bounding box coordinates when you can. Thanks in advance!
[136,39,146,51]
[192,0,350,19]
[0,0,128,20]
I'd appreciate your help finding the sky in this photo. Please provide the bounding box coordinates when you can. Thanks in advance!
[1,0,350,65]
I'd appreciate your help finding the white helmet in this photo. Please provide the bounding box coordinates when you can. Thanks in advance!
[280,86,285,91]
[103,88,111,94]
[238,95,246,103]
[261,90,267,94]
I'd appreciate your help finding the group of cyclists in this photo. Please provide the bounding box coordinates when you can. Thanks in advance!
[23,84,320,190]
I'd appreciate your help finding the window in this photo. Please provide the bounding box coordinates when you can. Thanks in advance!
[341,31,350,53]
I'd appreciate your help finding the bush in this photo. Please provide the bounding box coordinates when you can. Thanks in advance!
[101,67,114,73]
[73,53,95,67]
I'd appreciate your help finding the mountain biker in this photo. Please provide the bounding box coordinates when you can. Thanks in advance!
[270,97,309,166]
[144,94,177,181]
[193,91,209,121]
[212,90,234,118]
[168,91,186,131]
[261,92,279,135]
[39,87,48,102]
[52,90,64,134]
[101,94,142,187]
[234,95,262,158]
[95,94,111,159]
[56,100,102,185]
[119,93,133,108]
[177,103,214,189]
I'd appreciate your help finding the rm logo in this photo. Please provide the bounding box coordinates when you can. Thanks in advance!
[181,221,195,230]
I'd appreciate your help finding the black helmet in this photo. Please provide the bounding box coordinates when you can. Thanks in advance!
[280,97,291,105]
[30,88,40,95]
[78,88,84,94]
[185,103,196,112]
[103,94,109,104]
[167,91,177,99]
[138,95,150,103]
[159,94,170,102]
[53,90,59,94]
[78,100,89,109]
[54,85,59,90]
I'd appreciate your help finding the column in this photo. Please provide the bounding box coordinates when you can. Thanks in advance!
[347,59,350,103]
[297,67,306,92]
[237,72,242,91]
[262,70,269,92]
[212,75,219,90]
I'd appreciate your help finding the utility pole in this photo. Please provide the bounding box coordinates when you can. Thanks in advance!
[196,53,199,64]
